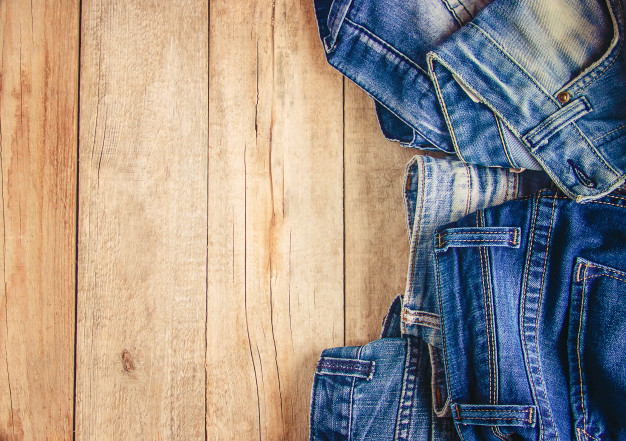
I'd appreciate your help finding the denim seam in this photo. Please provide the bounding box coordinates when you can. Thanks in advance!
[568,0,623,94]
[577,427,601,441]
[453,404,536,428]
[495,114,518,169]
[428,58,466,163]
[348,375,355,440]
[520,191,544,440]
[453,24,618,182]
[464,163,472,216]
[395,338,417,441]
[493,427,508,441]
[589,199,626,208]
[334,21,445,150]
[317,358,375,375]
[592,123,626,143]
[342,18,428,75]
[440,0,465,27]
[576,265,589,435]
[455,0,472,18]
[438,239,519,248]
[403,309,441,326]
[326,0,354,51]
[435,237,467,441]
[571,122,618,177]
[403,158,426,334]
[524,98,592,148]
[309,370,319,441]
[404,320,440,328]
[534,192,561,441]
[437,230,519,237]
[403,308,439,319]
[583,273,626,283]
[477,211,498,406]
[465,23,556,105]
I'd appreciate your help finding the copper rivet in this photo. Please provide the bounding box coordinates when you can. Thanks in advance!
[557,91,571,104]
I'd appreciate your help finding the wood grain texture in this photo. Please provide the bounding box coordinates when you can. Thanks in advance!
[207,0,345,439]
[0,0,79,439]
[76,1,208,439]
[344,82,416,346]
[0,0,415,437]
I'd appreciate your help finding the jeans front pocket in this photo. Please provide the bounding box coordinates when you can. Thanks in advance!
[568,258,626,441]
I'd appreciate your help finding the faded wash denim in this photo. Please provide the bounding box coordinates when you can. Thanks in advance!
[309,157,551,441]
[314,0,626,202]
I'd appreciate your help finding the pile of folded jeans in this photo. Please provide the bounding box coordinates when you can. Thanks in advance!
[309,0,626,440]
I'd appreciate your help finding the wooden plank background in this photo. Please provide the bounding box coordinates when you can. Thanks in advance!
[0,0,415,439]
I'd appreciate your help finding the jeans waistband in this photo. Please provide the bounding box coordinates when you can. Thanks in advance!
[401,156,551,345]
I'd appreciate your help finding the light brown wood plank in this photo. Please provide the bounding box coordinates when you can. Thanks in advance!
[344,82,416,346]
[76,2,208,439]
[207,0,344,439]
[0,0,79,439]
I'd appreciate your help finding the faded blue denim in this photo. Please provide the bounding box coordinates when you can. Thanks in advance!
[309,157,551,441]
[314,0,626,202]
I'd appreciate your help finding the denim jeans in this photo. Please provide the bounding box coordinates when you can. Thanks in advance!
[314,0,626,202]
[309,158,551,441]
[435,188,626,440]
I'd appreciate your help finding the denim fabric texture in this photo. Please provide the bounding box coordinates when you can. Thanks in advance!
[401,156,551,346]
[314,0,626,202]
[309,334,461,441]
[435,189,626,440]
[309,158,551,441]
[310,0,626,439]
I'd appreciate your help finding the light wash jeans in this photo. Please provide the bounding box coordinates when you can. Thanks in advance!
[314,0,626,202]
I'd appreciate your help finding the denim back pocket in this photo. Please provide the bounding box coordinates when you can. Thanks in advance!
[568,258,626,441]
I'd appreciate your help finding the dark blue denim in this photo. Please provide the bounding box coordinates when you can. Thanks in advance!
[435,189,626,440]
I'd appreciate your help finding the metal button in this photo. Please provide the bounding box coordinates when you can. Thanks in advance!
[557,91,571,104]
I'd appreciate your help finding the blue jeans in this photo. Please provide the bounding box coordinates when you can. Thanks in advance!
[435,188,626,440]
[309,158,551,441]
[314,0,626,202]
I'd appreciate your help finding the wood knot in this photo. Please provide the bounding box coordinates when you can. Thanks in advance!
[121,350,135,372]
